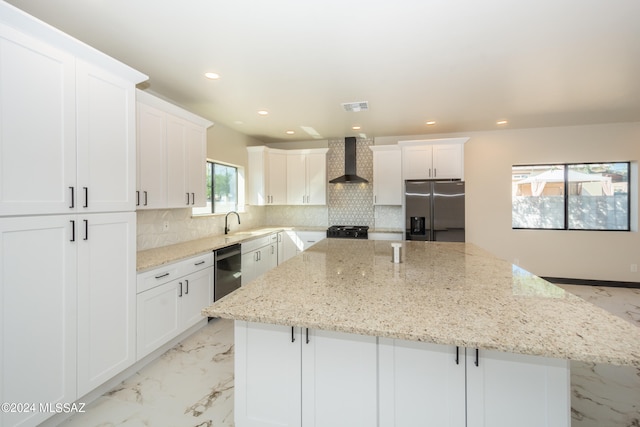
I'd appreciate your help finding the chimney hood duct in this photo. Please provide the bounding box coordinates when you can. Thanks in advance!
[329,137,368,184]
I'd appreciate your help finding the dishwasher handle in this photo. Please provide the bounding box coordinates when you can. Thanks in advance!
[215,244,241,261]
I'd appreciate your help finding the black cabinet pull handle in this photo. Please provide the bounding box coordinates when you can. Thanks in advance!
[475,348,479,367]
[154,272,170,279]
[69,187,75,209]
[144,191,148,206]
[70,220,75,242]
[83,187,88,208]
[83,219,88,240]
[291,327,295,343]
[185,279,189,295]
[306,328,309,344]
[455,346,459,365]
[178,282,183,297]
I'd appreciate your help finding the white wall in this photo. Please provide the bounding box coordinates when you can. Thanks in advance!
[378,121,640,282]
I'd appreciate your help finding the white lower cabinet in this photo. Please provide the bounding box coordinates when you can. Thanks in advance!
[0,216,77,427]
[465,348,570,427]
[302,329,377,427]
[136,253,214,359]
[0,212,136,427]
[241,234,278,285]
[379,339,570,427]
[234,321,377,427]
[77,212,136,396]
[378,339,466,427]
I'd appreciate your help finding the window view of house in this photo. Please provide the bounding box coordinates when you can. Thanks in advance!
[512,162,630,230]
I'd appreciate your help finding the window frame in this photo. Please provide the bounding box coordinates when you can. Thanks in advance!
[512,161,631,232]
[192,159,243,216]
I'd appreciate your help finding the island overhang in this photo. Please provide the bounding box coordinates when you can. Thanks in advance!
[203,239,640,367]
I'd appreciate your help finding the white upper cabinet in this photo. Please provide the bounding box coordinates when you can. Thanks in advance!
[76,60,137,213]
[399,138,468,180]
[267,150,288,205]
[248,147,327,206]
[137,90,212,210]
[370,145,402,205]
[286,149,328,205]
[247,146,288,206]
[136,102,167,209]
[0,19,147,217]
[0,24,76,216]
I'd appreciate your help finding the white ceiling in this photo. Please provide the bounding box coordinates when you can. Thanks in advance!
[6,0,640,143]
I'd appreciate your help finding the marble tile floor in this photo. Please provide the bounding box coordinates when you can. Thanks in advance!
[59,318,235,427]
[58,285,639,427]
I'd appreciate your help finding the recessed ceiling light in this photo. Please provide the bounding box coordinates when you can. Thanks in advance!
[426,121,436,125]
[204,72,220,80]
[496,120,508,125]
[352,125,361,130]
[285,130,295,135]
[257,110,269,116]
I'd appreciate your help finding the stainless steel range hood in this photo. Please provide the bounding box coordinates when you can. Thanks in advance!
[329,137,368,184]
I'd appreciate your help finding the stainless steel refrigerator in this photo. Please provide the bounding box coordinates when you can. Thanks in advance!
[405,180,465,242]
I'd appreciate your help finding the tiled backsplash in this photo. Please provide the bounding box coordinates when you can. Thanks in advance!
[137,138,404,250]
[136,206,266,251]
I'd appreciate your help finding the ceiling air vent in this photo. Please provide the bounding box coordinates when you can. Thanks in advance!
[341,101,369,112]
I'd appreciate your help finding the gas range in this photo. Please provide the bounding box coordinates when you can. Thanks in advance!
[326,225,369,239]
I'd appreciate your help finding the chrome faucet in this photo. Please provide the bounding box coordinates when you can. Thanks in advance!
[225,211,240,234]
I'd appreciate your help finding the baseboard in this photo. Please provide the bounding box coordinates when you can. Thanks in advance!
[543,277,640,289]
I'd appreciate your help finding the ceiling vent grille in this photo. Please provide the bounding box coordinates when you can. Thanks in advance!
[341,101,369,112]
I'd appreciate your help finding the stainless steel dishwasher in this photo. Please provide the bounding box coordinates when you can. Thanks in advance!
[213,244,241,301]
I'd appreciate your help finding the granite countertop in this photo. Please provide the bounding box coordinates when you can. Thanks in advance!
[136,227,289,271]
[203,239,640,367]
[136,226,401,272]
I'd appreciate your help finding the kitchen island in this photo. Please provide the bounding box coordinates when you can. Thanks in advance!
[203,239,640,427]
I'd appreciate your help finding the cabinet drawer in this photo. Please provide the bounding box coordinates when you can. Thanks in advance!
[137,252,213,293]
[241,234,274,254]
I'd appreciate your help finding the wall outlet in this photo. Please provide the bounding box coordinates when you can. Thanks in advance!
[631,264,638,273]
[163,221,170,232]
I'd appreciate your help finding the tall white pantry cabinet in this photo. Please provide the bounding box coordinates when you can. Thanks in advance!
[0,4,147,427]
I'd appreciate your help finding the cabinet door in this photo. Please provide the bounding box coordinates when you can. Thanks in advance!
[432,144,463,179]
[180,267,214,329]
[185,123,206,207]
[306,153,327,205]
[166,115,189,207]
[76,60,136,213]
[0,216,77,427]
[373,148,402,205]
[302,329,377,427]
[402,145,433,180]
[287,153,307,205]
[378,338,465,427]
[0,24,76,216]
[136,102,167,209]
[136,280,181,360]
[267,151,288,205]
[235,321,302,427]
[77,212,136,395]
[241,251,257,286]
[466,349,570,427]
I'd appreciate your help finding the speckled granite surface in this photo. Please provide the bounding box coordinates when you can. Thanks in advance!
[203,239,640,367]
[136,226,400,271]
